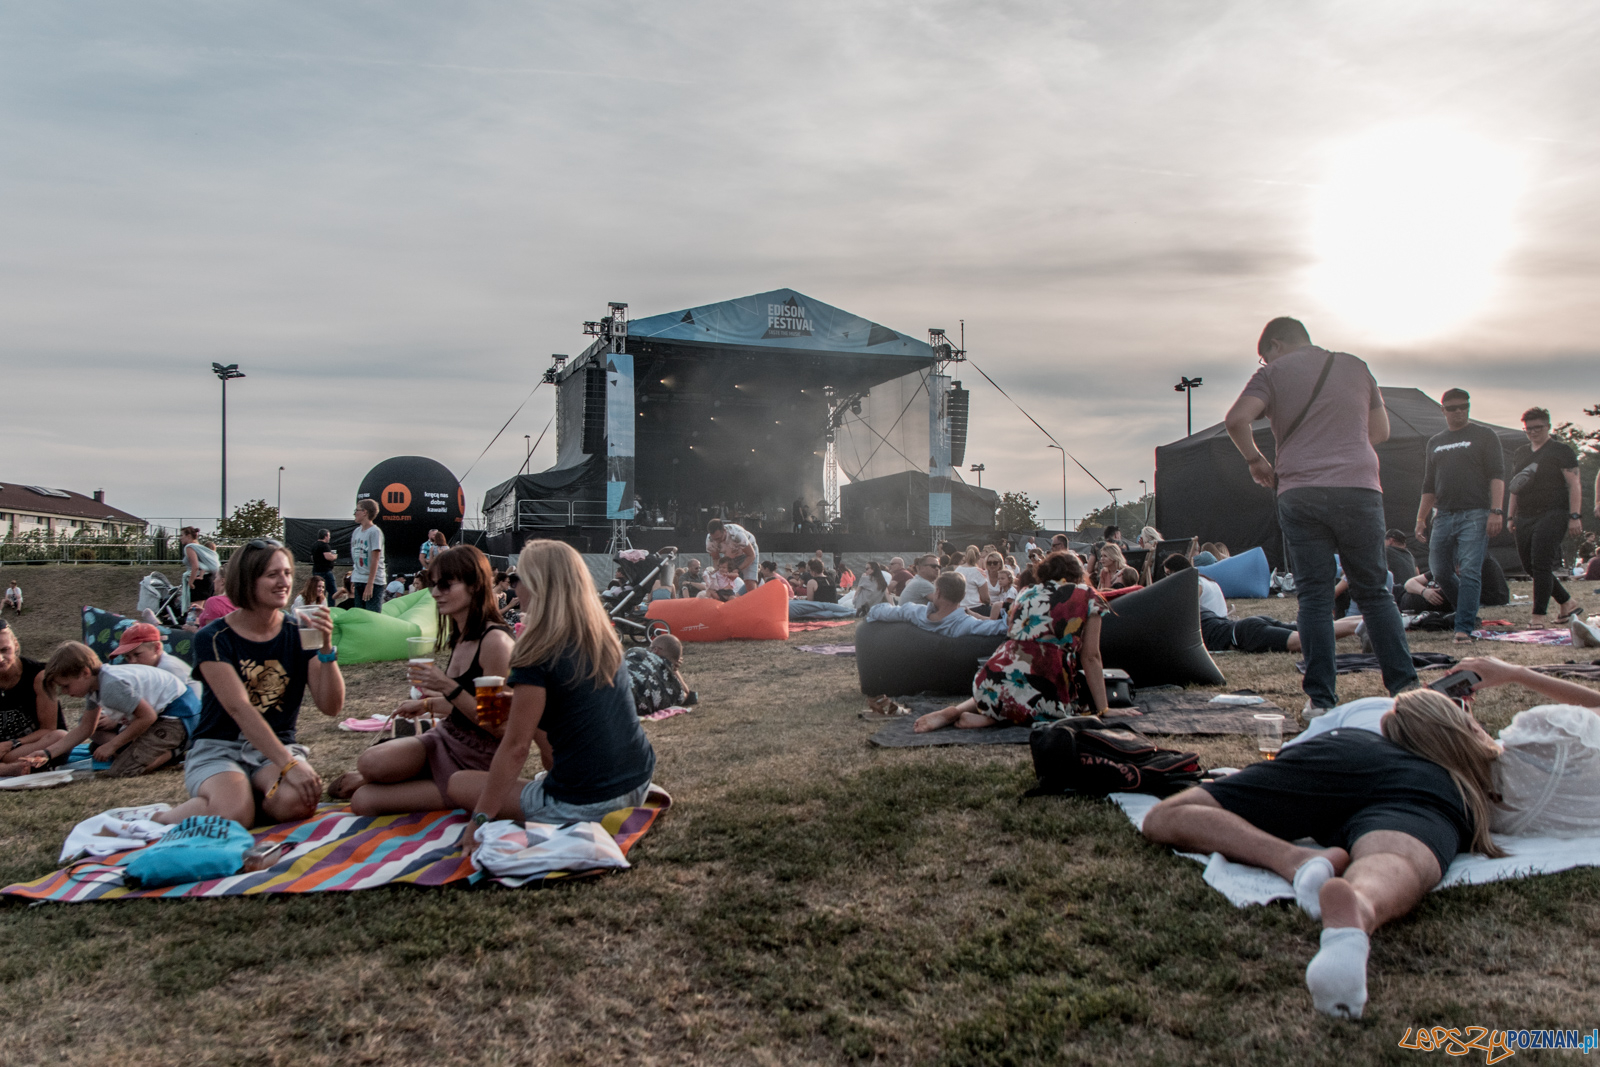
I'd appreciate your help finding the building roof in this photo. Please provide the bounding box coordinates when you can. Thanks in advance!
[0,482,145,526]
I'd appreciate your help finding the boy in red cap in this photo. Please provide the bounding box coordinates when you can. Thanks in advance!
[111,623,198,698]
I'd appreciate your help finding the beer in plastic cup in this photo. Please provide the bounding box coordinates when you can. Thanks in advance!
[295,608,324,651]
[1253,713,1284,760]
[475,675,510,728]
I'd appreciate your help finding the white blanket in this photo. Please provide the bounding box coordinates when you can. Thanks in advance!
[60,812,172,864]
[471,819,629,879]
[1112,793,1600,908]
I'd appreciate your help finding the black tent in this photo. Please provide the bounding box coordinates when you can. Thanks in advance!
[1154,387,1525,570]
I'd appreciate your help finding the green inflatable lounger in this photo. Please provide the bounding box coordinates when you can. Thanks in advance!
[330,589,441,664]
[854,569,1224,696]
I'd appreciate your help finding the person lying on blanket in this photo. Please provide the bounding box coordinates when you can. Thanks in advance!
[328,545,517,816]
[149,538,345,827]
[1163,554,1362,654]
[626,634,694,715]
[915,552,1109,732]
[449,540,657,856]
[39,642,202,778]
[1141,659,1600,1021]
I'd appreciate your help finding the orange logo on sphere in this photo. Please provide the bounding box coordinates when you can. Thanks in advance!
[456,486,465,516]
[381,483,412,513]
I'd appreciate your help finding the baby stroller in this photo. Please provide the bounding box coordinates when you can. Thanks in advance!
[137,572,186,628]
[601,547,677,646]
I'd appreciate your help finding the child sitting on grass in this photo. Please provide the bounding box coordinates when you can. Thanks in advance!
[626,634,695,715]
[41,642,202,778]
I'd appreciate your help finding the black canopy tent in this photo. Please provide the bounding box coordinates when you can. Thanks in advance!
[839,470,998,539]
[1154,387,1525,571]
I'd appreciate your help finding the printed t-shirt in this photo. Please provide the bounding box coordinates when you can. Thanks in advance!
[1510,440,1580,515]
[705,524,759,580]
[350,524,385,583]
[1422,424,1505,512]
[90,664,187,727]
[1238,345,1383,494]
[190,613,316,744]
[508,649,656,805]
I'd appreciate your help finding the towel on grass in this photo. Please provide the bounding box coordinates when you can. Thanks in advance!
[1296,652,1457,675]
[639,706,690,722]
[1111,792,1600,908]
[2,787,671,902]
[1474,628,1571,645]
[788,619,857,632]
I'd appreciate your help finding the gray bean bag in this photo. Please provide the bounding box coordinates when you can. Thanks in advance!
[855,621,1003,696]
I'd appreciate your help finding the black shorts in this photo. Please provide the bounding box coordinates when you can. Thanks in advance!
[1201,729,1470,874]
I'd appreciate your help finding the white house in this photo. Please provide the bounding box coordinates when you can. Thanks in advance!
[0,483,145,537]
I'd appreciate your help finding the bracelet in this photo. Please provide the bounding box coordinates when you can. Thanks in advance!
[446,683,467,704]
[471,812,490,827]
[264,758,298,801]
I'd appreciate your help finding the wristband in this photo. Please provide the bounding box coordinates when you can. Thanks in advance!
[446,682,468,703]
[318,646,339,663]
[471,812,490,827]
[1490,508,1503,516]
[1571,513,1584,521]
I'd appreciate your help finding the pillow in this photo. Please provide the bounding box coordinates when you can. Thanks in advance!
[81,606,196,665]
[855,620,1005,696]
[645,578,790,642]
[1197,547,1271,599]
[1098,569,1226,687]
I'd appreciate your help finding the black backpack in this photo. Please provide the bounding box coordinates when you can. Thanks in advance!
[1025,717,1203,798]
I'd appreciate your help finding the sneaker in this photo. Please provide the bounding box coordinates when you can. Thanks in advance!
[103,803,171,822]
[1301,700,1333,722]
[1573,618,1600,649]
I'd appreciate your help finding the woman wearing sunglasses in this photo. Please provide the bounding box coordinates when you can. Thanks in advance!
[1507,407,1584,628]
[329,545,516,814]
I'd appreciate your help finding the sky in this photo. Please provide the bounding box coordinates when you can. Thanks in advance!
[4,1,1598,531]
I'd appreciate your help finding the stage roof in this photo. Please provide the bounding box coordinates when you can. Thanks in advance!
[626,288,935,363]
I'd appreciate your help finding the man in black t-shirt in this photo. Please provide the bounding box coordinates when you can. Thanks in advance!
[311,529,337,593]
[1414,389,1504,642]
[1508,406,1584,624]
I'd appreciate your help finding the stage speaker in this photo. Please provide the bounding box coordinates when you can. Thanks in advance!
[947,384,970,466]
[582,364,607,454]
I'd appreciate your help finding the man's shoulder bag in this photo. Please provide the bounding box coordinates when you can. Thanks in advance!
[1025,717,1202,798]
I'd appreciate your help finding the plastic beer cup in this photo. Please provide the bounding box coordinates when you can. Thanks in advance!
[1253,713,1284,760]
[295,608,325,651]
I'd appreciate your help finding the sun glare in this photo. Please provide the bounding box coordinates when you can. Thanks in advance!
[1308,122,1522,344]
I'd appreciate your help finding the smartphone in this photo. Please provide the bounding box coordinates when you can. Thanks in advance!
[241,840,290,873]
[1428,669,1482,700]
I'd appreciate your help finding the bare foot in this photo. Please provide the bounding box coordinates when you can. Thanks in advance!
[327,771,365,800]
[913,707,963,733]
[954,711,999,729]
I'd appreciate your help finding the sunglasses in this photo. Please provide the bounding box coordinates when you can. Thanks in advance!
[433,578,458,592]
[1443,404,1469,413]
[246,538,284,549]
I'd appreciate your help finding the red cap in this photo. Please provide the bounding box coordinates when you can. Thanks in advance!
[111,623,163,657]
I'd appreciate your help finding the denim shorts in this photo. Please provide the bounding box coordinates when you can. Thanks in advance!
[183,737,312,795]
[520,771,653,823]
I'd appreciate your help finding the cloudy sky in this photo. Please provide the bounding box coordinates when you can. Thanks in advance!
[5,1,1598,529]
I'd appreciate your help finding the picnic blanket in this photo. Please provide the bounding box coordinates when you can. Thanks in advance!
[867,691,1296,747]
[1295,652,1457,675]
[788,619,856,633]
[1530,660,1600,682]
[795,643,856,656]
[1474,628,1571,645]
[1111,792,1600,907]
[0,788,671,902]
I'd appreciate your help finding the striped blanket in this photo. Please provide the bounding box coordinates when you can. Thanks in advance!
[1,789,670,902]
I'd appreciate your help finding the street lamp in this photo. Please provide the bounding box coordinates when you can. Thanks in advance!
[212,363,246,526]
[521,434,532,476]
[1046,445,1067,534]
[277,466,285,531]
[1139,478,1150,525]
[1107,488,1123,527]
[969,463,985,488]
[1174,376,1203,437]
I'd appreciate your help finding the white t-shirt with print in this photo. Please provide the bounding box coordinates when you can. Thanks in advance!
[705,524,759,580]
[350,524,385,583]
[90,663,187,727]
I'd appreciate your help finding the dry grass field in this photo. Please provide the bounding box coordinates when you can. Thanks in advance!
[1,563,1598,1066]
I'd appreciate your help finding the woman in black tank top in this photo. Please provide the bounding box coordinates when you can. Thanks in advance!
[0,623,66,775]
[328,547,517,813]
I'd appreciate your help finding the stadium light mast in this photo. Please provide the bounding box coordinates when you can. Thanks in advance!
[1174,376,1203,437]
[212,363,246,527]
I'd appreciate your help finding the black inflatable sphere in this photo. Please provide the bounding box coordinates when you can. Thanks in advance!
[356,456,464,570]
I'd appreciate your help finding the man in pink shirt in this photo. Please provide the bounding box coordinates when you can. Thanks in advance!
[1224,317,1417,717]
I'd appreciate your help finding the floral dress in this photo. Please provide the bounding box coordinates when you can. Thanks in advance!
[972,580,1108,724]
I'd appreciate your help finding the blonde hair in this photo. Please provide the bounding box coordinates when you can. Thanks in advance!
[508,540,623,687]
[1139,526,1161,546]
[43,641,101,690]
[1384,690,1506,859]
[1099,544,1127,571]
[962,545,981,567]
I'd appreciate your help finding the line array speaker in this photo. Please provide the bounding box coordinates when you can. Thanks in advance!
[947,384,970,467]
[582,364,607,454]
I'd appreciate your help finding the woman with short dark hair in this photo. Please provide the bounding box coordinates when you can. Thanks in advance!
[1507,406,1584,627]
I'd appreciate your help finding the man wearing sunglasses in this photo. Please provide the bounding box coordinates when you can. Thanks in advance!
[1413,389,1505,644]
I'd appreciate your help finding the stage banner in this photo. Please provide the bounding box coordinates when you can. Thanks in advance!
[928,491,952,527]
[928,373,951,526]
[606,353,636,520]
[624,288,935,361]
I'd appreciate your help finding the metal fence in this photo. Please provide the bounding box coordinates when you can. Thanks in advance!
[0,540,250,566]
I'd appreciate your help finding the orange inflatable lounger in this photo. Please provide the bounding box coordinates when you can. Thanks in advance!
[645,577,791,642]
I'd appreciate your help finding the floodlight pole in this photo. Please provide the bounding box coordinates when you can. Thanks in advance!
[1047,445,1066,535]
[1174,376,1204,437]
[212,363,246,527]
[277,466,285,530]
[969,463,985,488]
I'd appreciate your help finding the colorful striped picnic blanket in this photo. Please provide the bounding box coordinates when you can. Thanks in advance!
[1473,628,1571,645]
[1,788,670,902]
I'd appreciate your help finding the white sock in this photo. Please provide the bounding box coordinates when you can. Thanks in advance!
[1306,927,1369,1020]
[1292,856,1335,920]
